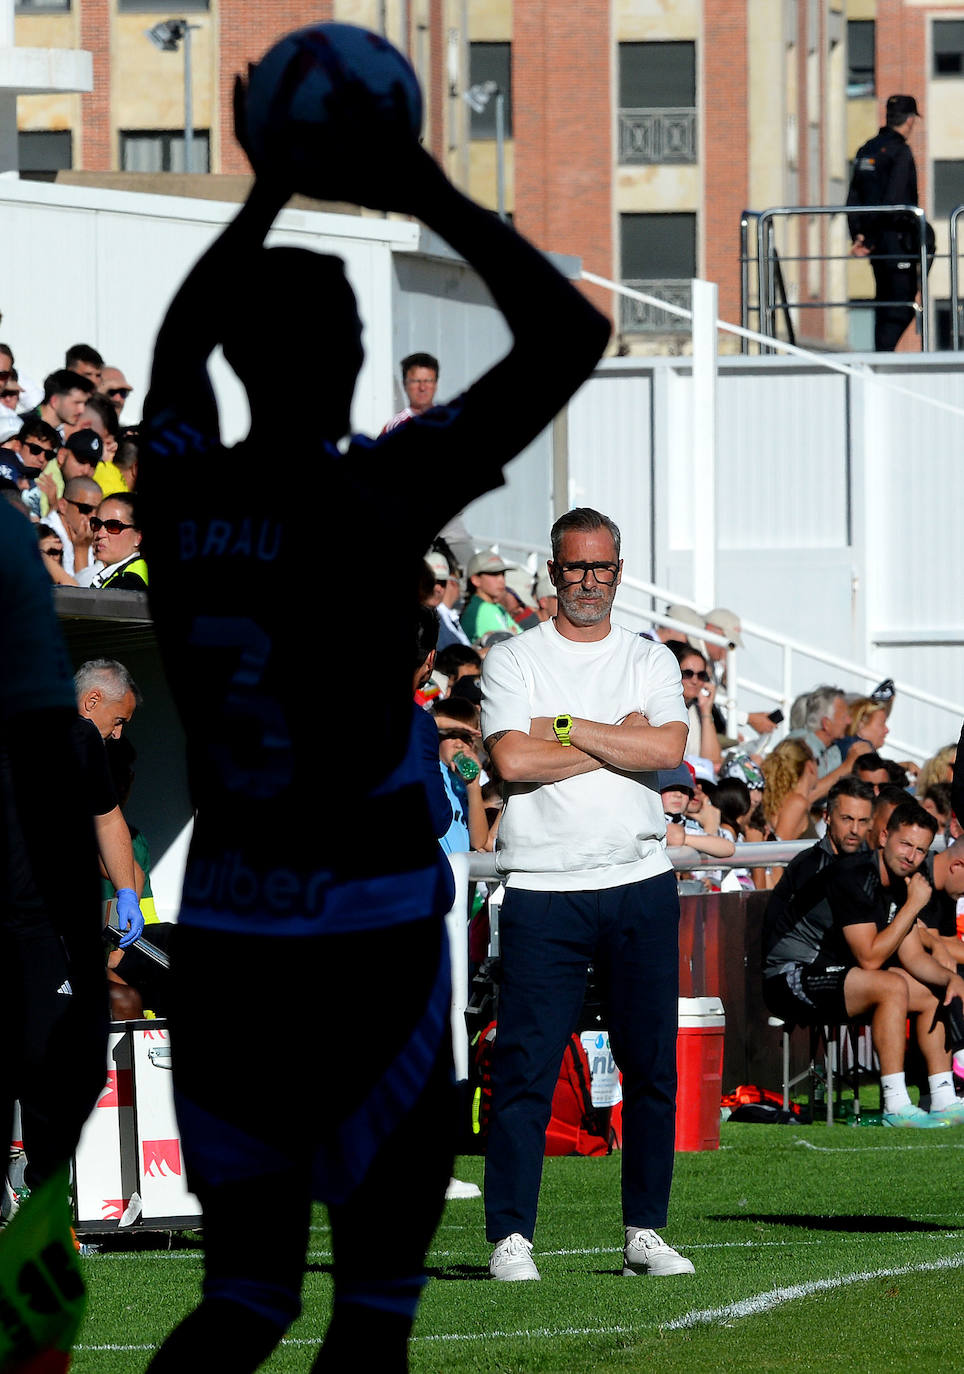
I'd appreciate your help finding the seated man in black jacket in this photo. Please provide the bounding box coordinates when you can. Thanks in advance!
[763,785,958,1127]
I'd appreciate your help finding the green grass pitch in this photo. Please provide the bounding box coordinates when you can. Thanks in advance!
[74,1122,964,1371]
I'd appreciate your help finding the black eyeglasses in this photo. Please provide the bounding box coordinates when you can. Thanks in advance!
[66,498,97,515]
[22,440,54,461]
[42,546,64,560]
[90,516,136,535]
[0,370,10,383]
[107,387,132,399]
[680,669,711,682]
[554,561,620,585]
[0,388,20,400]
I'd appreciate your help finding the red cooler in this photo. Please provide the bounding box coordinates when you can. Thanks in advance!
[675,996,725,1152]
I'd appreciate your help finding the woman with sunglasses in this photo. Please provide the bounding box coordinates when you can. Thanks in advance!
[664,638,723,773]
[88,493,148,590]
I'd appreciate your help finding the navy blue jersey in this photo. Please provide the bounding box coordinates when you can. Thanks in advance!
[140,405,499,935]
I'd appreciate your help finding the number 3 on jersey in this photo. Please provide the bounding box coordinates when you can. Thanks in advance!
[189,615,293,799]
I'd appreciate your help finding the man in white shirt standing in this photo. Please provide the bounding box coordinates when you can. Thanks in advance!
[480,507,694,1283]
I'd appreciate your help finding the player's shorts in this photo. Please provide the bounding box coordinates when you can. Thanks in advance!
[167,915,452,1206]
[763,959,851,1026]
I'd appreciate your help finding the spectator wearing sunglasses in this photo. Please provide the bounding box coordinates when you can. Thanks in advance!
[0,345,22,440]
[0,344,42,417]
[0,371,24,441]
[0,418,61,519]
[38,427,102,508]
[45,476,102,578]
[86,493,147,591]
[664,639,722,774]
[36,524,64,563]
[98,366,134,419]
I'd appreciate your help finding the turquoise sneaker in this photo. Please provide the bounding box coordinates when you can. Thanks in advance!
[883,1103,951,1128]
[930,1098,964,1124]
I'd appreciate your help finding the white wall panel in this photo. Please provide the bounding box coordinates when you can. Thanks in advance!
[392,249,511,413]
[717,368,849,549]
[0,179,418,443]
[566,371,654,579]
[460,430,554,549]
[858,367,964,641]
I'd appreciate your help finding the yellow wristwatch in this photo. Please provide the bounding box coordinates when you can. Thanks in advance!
[553,713,574,747]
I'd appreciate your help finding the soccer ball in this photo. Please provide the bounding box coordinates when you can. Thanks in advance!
[242,23,423,184]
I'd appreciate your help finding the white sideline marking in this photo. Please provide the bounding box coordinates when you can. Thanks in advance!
[80,1229,964,1264]
[795,1138,964,1154]
[76,1252,964,1354]
[76,1345,157,1352]
[663,1253,964,1330]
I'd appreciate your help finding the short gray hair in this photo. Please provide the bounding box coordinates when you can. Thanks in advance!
[74,658,142,706]
[804,685,844,734]
[550,507,621,563]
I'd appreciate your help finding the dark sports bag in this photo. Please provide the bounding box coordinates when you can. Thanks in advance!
[722,1083,800,1124]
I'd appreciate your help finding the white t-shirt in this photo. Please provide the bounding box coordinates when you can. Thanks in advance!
[480,619,688,891]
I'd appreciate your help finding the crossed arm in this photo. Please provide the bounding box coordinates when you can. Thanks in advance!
[486,714,687,785]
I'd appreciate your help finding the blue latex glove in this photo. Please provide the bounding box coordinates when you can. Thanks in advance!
[115,888,145,949]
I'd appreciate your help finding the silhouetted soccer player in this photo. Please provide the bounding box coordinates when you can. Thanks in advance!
[0,500,107,1364]
[141,59,610,1374]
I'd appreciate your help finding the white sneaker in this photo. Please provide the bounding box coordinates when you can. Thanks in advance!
[445,1177,481,1199]
[489,1233,541,1281]
[623,1228,695,1277]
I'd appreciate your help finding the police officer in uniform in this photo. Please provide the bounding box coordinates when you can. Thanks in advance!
[848,94,933,352]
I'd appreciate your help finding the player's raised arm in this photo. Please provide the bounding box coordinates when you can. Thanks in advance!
[144,169,291,439]
[361,142,611,472]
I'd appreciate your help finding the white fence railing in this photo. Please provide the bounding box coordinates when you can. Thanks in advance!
[474,535,963,764]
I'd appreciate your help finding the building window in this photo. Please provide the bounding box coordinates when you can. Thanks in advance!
[120,130,210,173]
[467,42,512,140]
[846,20,875,97]
[618,42,696,164]
[15,0,70,10]
[620,213,695,333]
[933,161,964,217]
[934,20,964,77]
[18,130,72,181]
[619,41,695,107]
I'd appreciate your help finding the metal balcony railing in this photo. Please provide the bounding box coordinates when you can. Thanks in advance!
[620,278,692,333]
[740,203,936,352]
[618,108,697,164]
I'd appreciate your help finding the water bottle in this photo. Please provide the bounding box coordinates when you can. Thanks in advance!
[454,752,480,783]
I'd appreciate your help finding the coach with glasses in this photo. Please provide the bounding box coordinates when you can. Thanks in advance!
[480,506,695,1284]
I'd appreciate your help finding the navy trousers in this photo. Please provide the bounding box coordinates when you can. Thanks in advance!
[484,870,680,1243]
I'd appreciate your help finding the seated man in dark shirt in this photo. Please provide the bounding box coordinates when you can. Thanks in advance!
[763,777,875,981]
[824,801,964,1126]
[764,788,962,1127]
[914,837,964,973]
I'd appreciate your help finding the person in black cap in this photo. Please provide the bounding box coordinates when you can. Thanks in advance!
[847,94,934,351]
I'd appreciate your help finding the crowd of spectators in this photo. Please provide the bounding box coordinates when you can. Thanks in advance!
[0,339,144,591]
[418,564,963,898]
